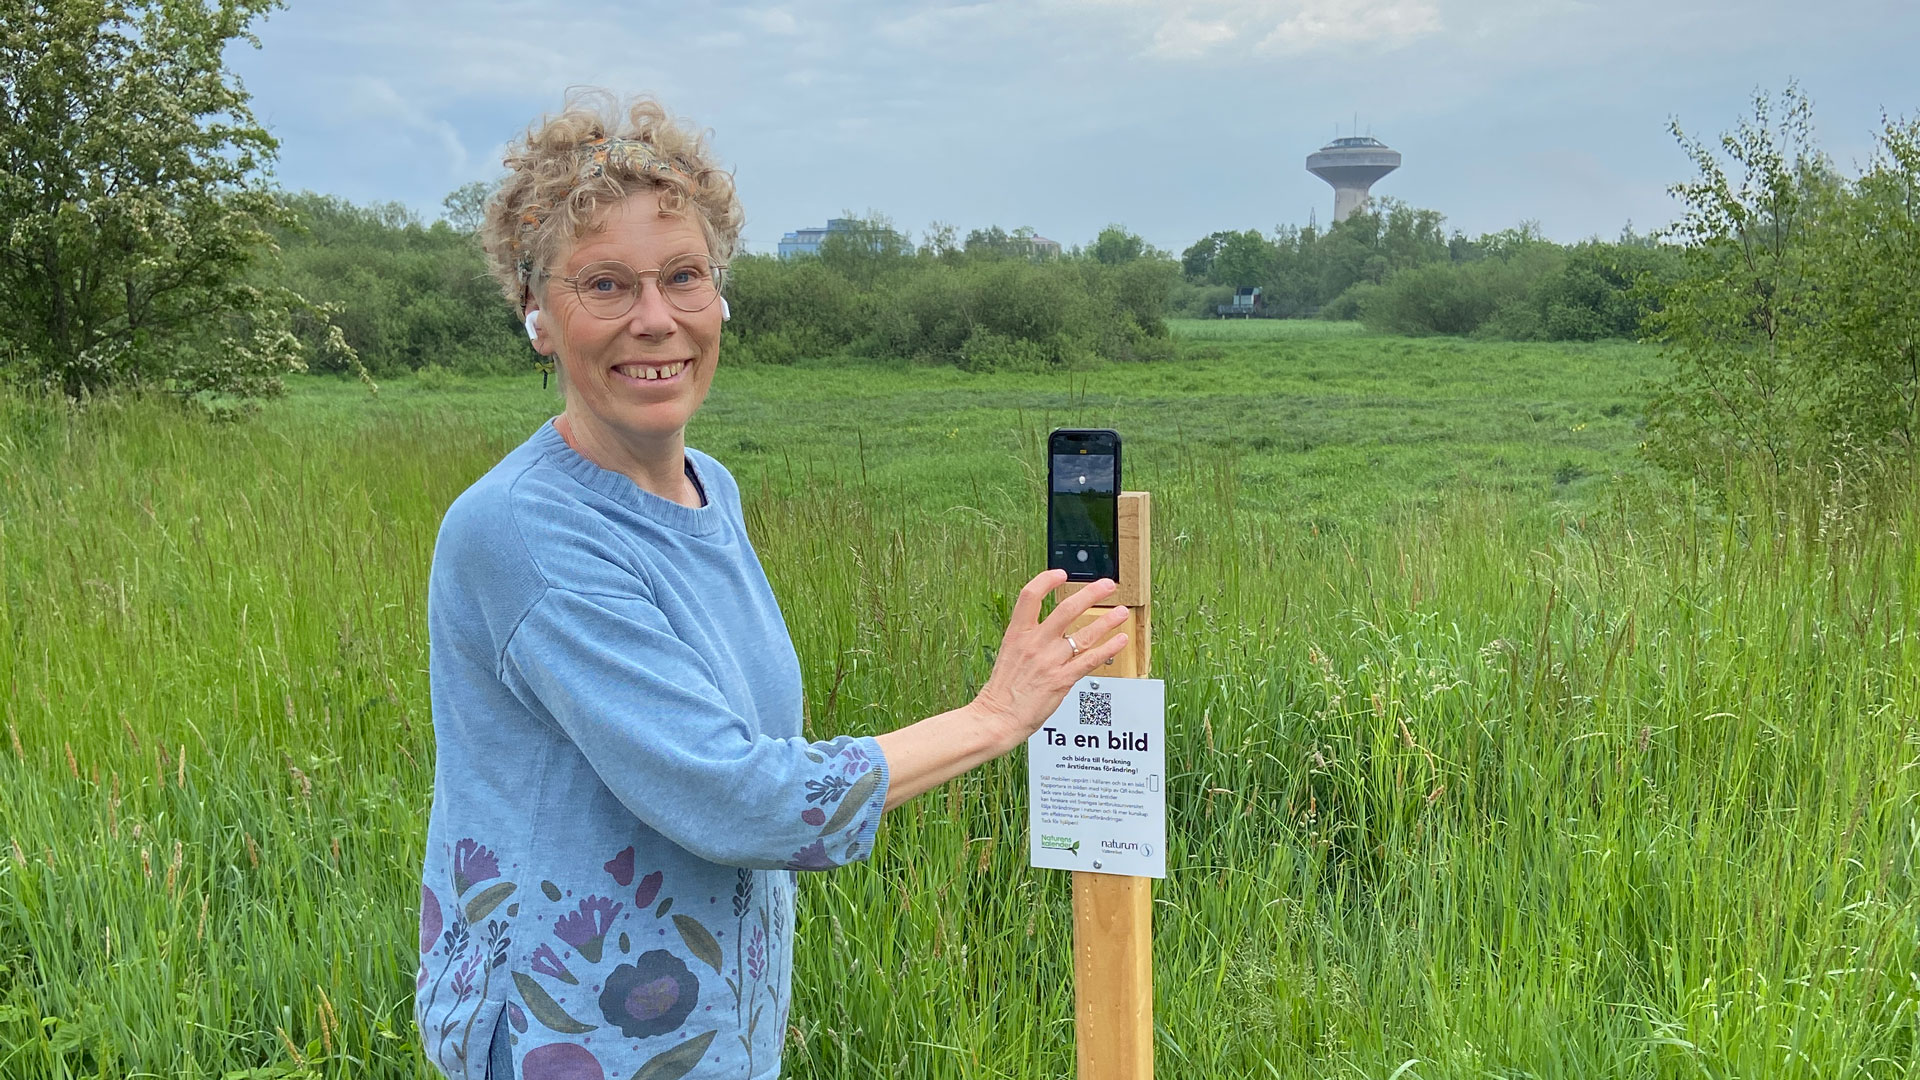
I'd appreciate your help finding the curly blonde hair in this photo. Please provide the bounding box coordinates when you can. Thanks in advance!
[480,90,743,313]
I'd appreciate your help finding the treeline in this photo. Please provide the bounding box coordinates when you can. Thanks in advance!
[1178,201,1682,340]
[722,222,1178,369]
[258,204,1181,375]
[266,192,524,377]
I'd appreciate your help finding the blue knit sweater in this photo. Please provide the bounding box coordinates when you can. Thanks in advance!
[416,420,890,1080]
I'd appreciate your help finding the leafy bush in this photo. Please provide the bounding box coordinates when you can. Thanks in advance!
[1647,87,1920,482]
[264,194,523,377]
[719,223,1177,369]
[0,0,336,399]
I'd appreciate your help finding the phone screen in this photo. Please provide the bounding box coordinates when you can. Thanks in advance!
[1048,431,1120,581]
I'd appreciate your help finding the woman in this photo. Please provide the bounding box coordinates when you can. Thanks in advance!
[415,92,1129,1080]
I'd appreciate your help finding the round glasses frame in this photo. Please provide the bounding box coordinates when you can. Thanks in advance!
[552,254,728,319]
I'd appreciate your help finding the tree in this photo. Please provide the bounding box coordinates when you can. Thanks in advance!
[1089,225,1148,265]
[817,210,911,286]
[1644,86,1836,481]
[0,0,328,399]
[919,220,960,261]
[1210,230,1276,289]
[442,180,490,234]
[1181,231,1226,280]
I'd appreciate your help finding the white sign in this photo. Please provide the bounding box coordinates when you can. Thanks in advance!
[1027,676,1167,879]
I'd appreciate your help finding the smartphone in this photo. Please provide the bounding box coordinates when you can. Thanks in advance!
[1047,429,1121,582]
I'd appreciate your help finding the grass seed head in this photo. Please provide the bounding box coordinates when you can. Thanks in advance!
[318,989,337,1057]
[275,1025,306,1066]
[7,719,20,759]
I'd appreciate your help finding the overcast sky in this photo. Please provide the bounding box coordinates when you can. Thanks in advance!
[227,0,1920,254]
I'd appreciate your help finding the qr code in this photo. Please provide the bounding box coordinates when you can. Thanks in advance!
[1078,691,1113,727]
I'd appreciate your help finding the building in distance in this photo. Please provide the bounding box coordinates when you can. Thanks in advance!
[781,219,1063,260]
[777,218,858,258]
[1306,136,1401,223]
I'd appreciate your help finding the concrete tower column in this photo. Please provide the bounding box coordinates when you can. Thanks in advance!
[1307,137,1401,222]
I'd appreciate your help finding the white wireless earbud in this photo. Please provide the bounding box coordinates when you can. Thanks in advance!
[523,309,540,342]
[720,296,731,322]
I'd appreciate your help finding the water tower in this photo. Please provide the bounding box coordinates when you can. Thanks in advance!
[1306,135,1401,222]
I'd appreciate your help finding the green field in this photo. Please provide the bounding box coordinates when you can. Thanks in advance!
[3,326,1917,1078]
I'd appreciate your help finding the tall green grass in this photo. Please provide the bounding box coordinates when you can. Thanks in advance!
[1,350,1915,1078]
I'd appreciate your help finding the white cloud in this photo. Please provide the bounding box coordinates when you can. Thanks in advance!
[1148,16,1238,59]
[1070,0,1470,60]
[744,7,800,35]
[346,76,471,178]
[1255,0,1442,54]
[876,3,1003,48]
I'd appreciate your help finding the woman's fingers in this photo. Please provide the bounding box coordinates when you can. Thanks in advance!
[1072,631,1130,678]
[1038,577,1117,638]
[1062,603,1131,666]
[1009,569,1068,633]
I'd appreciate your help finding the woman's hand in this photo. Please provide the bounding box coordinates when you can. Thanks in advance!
[970,569,1130,751]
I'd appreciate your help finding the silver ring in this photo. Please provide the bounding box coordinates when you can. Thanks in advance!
[1066,635,1081,656]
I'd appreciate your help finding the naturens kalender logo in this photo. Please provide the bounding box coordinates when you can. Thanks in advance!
[1039,834,1079,854]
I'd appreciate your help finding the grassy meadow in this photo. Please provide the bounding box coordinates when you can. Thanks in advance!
[3,322,1918,1078]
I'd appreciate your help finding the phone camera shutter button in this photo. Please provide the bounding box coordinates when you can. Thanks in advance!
[1076,549,1089,563]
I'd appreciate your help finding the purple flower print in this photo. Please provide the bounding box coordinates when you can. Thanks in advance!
[746,924,767,980]
[634,870,663,910]
[553,895,623,964]
[530,942,579,985]
[599,951,699,1039]
[451,839,500,895]
[838,746,871,778]
[801,807,826,827]
[419,885,443,953]
[803,773,853,805]
[441,913,470,958]
[450,951,482,999]
[507,1002,528,1033]
[785,840,834,871]
[604,846,635,887]
[484,919,512,970]
[520,1042,606,1080]
[732,868,754,918]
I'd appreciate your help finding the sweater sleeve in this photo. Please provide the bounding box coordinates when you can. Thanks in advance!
[499,584,890,871]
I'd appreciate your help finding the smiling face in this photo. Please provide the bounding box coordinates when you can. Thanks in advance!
[531,190,722,473]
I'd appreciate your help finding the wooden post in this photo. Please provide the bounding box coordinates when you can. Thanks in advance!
[1062,491,1152,1080]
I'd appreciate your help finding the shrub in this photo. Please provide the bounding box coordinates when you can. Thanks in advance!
[1646,87,1920,483]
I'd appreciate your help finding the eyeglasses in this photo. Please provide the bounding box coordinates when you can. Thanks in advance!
[552,254,727,319]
